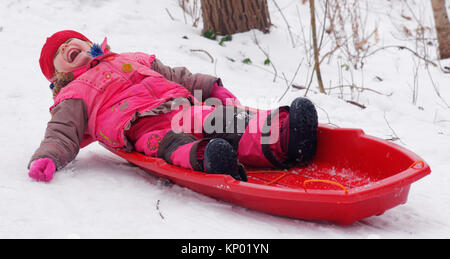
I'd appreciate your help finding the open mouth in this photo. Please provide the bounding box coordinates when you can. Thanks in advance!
[67,48,81,63]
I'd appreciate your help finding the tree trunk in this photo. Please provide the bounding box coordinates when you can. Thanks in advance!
[431,0,450,59]
[200,0,271,35]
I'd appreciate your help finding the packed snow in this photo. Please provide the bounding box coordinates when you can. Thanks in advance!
[0,0,449,238]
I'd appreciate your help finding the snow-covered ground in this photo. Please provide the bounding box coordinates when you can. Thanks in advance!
[0,0,449,238]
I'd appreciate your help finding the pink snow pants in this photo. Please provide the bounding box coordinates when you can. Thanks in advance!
[126,104,288,171]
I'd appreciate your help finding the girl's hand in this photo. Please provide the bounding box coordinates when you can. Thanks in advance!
[209,83,241,106]
[28,158,56,182]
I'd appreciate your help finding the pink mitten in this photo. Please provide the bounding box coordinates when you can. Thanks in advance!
[209,82,241,106]
[28,158,56,182]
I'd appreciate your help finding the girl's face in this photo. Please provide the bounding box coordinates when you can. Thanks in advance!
[53,38,92,73]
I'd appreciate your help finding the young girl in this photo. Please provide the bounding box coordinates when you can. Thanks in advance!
[28,30,318,183]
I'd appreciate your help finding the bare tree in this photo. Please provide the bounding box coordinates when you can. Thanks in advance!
[431,0,450,59]
[200,0,271,35]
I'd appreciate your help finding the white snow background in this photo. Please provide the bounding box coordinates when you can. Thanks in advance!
[0,0,449,238]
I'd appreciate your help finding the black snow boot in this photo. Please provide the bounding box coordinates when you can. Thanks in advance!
[287,97,318,164]
[203,138,248,182]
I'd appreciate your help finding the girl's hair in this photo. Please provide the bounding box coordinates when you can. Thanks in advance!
[52,43,110,98]
[52,72,74,97]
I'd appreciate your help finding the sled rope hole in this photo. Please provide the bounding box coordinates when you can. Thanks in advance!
[247,170,288,186]
[303,179,349,195]
[408,160,424,169]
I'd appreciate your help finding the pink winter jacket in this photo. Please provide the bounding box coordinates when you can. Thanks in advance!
[30,51,223,170]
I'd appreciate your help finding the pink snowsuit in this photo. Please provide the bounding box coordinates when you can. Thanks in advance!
[51,51,192,150]
[31,47,290,172]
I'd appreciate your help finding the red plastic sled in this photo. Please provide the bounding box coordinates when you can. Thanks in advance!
[104,124,430,225]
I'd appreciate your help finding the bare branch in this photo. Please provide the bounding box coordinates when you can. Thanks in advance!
[165,8,176,21]
[383,112,405,145]
[315,104,340,128]
[327,84,393,96]
[365,45,438,67]
[271,0,296,48]
[252,31,278,82]
[190,49,215,63]
[277,58,304,102]
[309,0,326,94]
[345,100,366,109]
[156,200,165,220]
